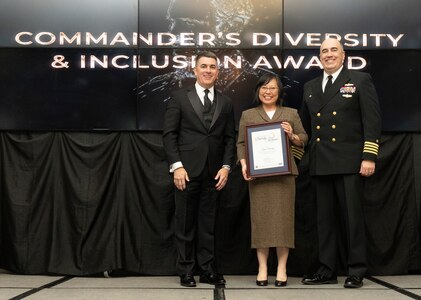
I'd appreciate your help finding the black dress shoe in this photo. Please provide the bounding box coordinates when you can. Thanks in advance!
[344,275,363,288]
[302,273,338,285]
[256,279,268,286]
[180,274,196,287]
[274,280,287,287]
[199,272,226,285]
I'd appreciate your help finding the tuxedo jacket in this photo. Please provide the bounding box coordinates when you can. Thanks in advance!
[299,68,381,176]
[163,85,236,178]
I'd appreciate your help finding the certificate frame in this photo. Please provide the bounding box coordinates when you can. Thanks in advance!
[245,122,292,178]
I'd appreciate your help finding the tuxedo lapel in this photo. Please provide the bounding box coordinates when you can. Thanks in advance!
[210,91,222,129]
[187,89,207,129]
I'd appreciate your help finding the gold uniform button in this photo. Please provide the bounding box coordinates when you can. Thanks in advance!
[317,113,321,117]
[332,125,336,129]
[332,138,336,142]
[316,125,321,130]
[316,138,321,142]
[332,111,337,115]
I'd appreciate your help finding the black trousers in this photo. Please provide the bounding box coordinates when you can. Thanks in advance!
[174,164,219,275]
[314,174,367,277]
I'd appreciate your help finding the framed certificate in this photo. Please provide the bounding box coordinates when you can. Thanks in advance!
[245,122,292,178]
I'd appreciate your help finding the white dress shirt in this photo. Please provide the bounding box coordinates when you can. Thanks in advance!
[322,66,343,92]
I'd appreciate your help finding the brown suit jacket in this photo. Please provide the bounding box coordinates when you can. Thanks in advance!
[237,105,308,176]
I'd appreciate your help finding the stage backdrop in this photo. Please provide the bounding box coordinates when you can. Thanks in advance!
[0,0,420,131]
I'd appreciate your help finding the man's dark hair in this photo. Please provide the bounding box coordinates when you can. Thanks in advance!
[195,51,218,64]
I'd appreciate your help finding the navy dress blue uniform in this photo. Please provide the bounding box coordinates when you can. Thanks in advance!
[300,67,381,279]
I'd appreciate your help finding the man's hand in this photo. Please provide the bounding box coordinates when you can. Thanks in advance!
[214,168,230,191]
[360,160,376,177]
[173,167,189,190]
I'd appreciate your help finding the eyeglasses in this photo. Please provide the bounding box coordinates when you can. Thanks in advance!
[260,86,278,92]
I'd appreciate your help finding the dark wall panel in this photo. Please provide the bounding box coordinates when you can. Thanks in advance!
[0,0,420,131]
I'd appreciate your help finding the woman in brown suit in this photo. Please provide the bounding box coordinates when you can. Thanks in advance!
[237,74,308,287]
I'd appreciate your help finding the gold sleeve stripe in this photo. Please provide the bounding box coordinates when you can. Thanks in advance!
[364,149,379,155]
[364,141,379,155]
[364,141,379,149]
[364,148,379,153]
[291,146,304,160]
[364,146,379,151]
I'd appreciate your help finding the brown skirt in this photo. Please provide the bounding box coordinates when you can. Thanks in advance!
[248,175,295,248]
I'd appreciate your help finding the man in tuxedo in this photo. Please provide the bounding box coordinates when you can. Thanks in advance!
[299,38,381,288]
[163,51,236,287]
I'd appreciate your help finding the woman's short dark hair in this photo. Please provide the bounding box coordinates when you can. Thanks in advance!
[254,73,285,106]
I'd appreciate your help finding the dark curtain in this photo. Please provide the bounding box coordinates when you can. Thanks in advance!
[364,134,421,274]
[0,132,420,275]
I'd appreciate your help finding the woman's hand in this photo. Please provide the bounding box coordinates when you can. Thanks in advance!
[281,121,295,141]
[240,159,253,181]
